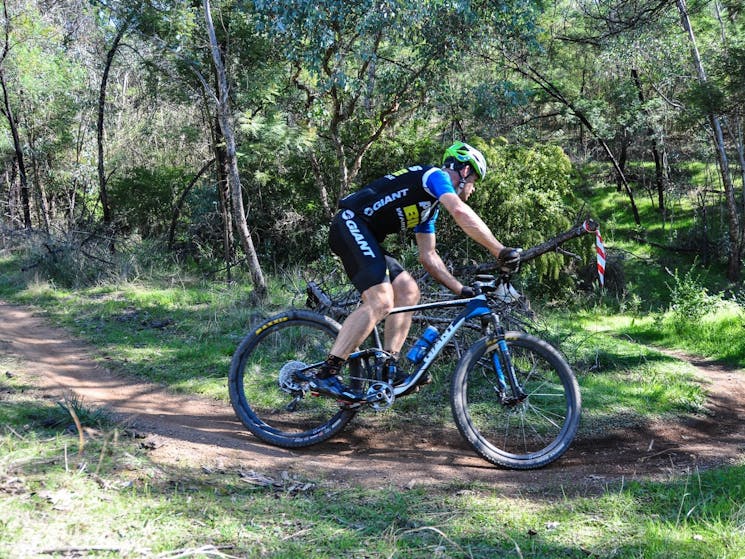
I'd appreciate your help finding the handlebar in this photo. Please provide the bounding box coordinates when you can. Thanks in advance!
[475,219,599,274]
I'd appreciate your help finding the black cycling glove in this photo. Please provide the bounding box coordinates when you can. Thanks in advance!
[459,286,476,299]
[498,247,521,273]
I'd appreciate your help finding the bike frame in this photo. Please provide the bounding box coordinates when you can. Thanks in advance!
[347,293,504,397]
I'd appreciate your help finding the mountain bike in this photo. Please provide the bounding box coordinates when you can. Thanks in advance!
[229,220,600,469]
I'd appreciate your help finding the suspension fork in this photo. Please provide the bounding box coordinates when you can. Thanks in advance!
[487,315,527,404]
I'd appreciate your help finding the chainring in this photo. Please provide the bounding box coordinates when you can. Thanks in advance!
[365,381,394,411]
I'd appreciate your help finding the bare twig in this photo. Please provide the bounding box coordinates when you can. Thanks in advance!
[155,544,239,558]
[39,546,126,555]
[4,424,26,440]
[63,394,85,457]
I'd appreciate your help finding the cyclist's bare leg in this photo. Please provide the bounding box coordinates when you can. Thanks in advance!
[384,271,420,355]
[329,282,394,359]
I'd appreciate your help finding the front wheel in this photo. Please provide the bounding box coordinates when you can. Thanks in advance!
[450,332,581,469]
[228,309,359,448]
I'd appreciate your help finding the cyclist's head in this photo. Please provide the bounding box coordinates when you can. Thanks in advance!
[442,141,487,181]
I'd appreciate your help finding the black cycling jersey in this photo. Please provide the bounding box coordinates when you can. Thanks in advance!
[338,165,456,240]
[330,165,456,293]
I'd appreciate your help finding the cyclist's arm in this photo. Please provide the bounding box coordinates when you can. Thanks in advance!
[415,232,464,295]
[438,192,506,259]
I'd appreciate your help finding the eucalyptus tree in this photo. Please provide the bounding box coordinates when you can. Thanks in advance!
[1,0,91,231]
[86,0,236,261]
[93,2,131,239]
[105,0,285,289]
[489,0,687,226]
[19,10,89,232]
[252,0,540,216]
[203,0,266,298]
[676,0,740,280]
[102,1,234,264]
[1,0,32,228]
[541,0,744,278]
[696,0,745,278]
[717,40,745,213]
[89,0,188,245]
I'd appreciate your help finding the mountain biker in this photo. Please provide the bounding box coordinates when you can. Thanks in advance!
[310,141,521,401]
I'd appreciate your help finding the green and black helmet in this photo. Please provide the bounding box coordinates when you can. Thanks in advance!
[442,141,487,180]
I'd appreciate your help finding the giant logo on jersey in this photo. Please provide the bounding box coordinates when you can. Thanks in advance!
[363,188,409,217]
[342,210,375,257]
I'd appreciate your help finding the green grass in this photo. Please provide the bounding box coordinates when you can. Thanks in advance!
[0,249,730,436]
[619,302,745,368]
[578,167,732,310]
[0,264,307,399]
[2,362,744,558]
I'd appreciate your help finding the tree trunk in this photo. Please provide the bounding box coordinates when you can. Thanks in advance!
[217,164,234,282]
[209,107,235,280]
[28,133,51,233]
[730,120,745,221]
[631,69,666,216]
[213,119,234,282]
[68,115,87,229]
[677,0,740,280]
[0,70,30,228]
[167,158,215,250]
[310,151,333,219]
[4,157,21,227]
[617,135,628,193]
[1,5,30,228]
[204,0,267,299]
[97,20,129,248]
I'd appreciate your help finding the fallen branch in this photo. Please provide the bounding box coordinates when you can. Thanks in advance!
[631,235,700,254]
[39,546,127,555]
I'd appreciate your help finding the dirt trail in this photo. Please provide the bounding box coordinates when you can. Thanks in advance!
[1,299,743,494]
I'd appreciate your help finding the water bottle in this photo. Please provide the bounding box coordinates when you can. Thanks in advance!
[406,325,439,365]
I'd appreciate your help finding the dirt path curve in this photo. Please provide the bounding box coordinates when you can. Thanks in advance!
[2,299,743,494]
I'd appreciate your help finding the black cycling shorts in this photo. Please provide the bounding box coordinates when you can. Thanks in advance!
[329,210,405,293]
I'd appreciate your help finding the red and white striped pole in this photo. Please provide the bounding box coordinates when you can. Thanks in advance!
[584,221,606,287]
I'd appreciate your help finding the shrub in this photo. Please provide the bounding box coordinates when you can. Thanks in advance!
[664,263,722,328]
[15,231,179,288]
[108,167,189,237]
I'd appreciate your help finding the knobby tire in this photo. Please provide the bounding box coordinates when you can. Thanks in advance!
[228,309,359,448]
[450,331,581,469]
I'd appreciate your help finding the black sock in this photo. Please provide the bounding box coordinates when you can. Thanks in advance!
[318,354,344,379]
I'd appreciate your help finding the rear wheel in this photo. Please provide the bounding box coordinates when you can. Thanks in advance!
[450,332,581,469]
[228,309,359,448]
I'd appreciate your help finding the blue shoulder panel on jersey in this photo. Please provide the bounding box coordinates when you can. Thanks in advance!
[423,168,456,199]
